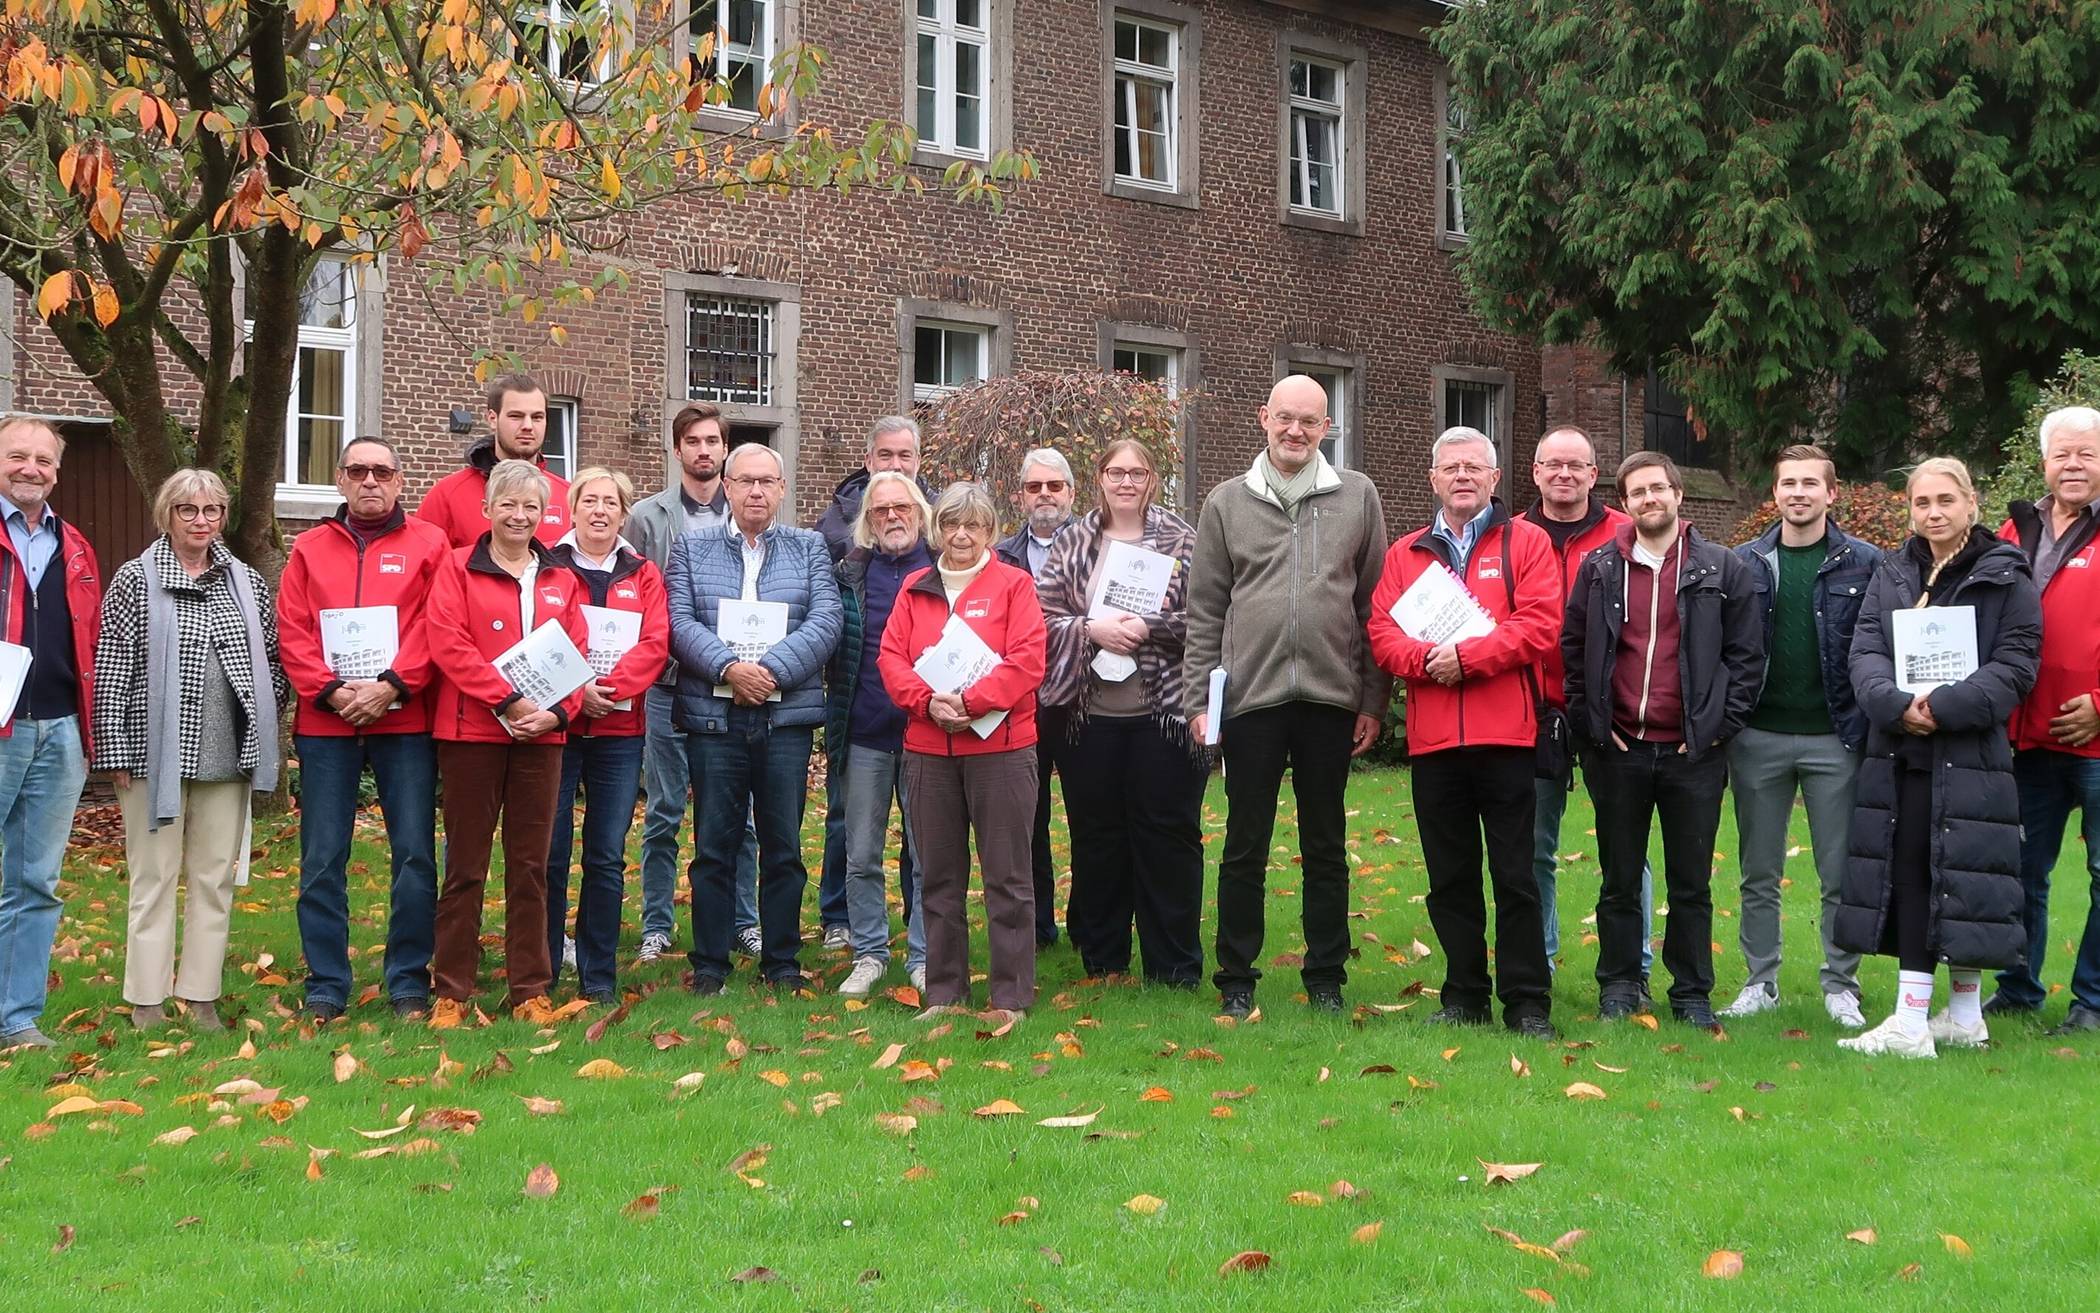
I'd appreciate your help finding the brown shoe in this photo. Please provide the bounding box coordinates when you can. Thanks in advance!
[428,997,469,1030]
[511,994,562,1026]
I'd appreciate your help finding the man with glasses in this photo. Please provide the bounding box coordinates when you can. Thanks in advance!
[996,449,1077,949]
[278,437,453,1021]
[1185,376,1389,1016]
[418,373,571,547]
[0,417,102,1050]
[666,444,842,995]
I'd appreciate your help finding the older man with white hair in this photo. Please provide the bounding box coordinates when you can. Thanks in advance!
[1994,405,2100,1036]
[997,447,1077,948]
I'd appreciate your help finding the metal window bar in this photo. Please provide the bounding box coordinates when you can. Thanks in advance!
[687,295,775,405]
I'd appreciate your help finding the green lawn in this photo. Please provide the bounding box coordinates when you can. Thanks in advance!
[4,768,2097,1312]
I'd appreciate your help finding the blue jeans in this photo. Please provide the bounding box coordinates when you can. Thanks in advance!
[294,732,437,1009]
[547,734,645,998]
[0,716,87,1036]
[842,744,924,970]
[641,686,757,940]
[687,709,813,982]
[1535,774,1652,974]
[825,745,918,935]
[2002,750,2100,1010]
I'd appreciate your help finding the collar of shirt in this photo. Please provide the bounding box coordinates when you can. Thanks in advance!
[0,491,52,536]
[739,532,766,602]
[1430,502,1493,570]
[679,483,728,516]
[1631,537,1672,570]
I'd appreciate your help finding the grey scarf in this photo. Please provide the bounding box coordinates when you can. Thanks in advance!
[141,539,279,830]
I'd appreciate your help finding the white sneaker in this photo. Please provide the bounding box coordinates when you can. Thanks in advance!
[1928,1010,1989,1048]
[909,965,926,992]
[1717,983,1779,1019]
[735,927,763,957]
[561,936,577,973]
[636,931,672,964]
[1837,1014,1936,1059]
[839,956,886,999]
[823,924,851,952]
[1825,991,1866,1029]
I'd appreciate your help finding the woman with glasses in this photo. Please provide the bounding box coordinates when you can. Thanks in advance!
[95,470,290,1030]
[1035,440,1206,986]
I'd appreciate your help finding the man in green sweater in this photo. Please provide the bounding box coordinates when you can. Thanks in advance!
[1722,444,1882,1026]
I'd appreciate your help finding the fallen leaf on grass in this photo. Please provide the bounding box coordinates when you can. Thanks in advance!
[1358,1064,1396,1076]
[1285,1191,1323,1208]
[305,1155,324,1182]
[1631,1013,1660,1031]
[898,1059,939,1083]
[1139,1086,1173,1102]
[523,1163,559,1198]
[1592,1060,1629,1074]
[46,1095,104,1118]
[902,1164,931,1181]
[871,1042,906,1070]
[1407,1075,1439,1090]
[886,985,921,1008]
[353,1124,410,1140]
[1441,1047,1460,1061]
[623,1192,661,1219]
[649,1030,688,1051]
[997,1210,1029,1226]
[1520,1289,1555,1306]
[52,1224,74,1254]
[757,1069,790,1088]
[1351,1221,1383,1244]
[1218,1250,1271,1276]
[1479,1160,1541,1185]
[1509,1054,1531,1078]
[670,1073,706,1093]
[153,1127,199,1147]
[1329,1179,1361,1200]
[873,1113,917,1136]
[1897,1263,1922,1281]
[1550,1229,1588,1253]
[809,1092,843,1117]
[1846,1228,1877,1245]
[575,1059,627,1079]
[174,1215,200,1229]
[729,1267,780,1284]
[972,1099,1025,1118]
[333,1052,358,1083]
[725,1145,770,1176]
[419,1107,482,1134]
[518,1095,564,1116]
[1124,1194,1165,1215]
[1703,1250,1744,1279]
[1941,1233,1973,1258]
[1036,1106,1101,1128]
[1564,1082,1608,1101]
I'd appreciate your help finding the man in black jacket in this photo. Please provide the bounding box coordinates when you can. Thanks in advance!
[1563,452,1763,1026]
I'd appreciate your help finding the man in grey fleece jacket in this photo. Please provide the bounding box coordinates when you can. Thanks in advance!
[1184,374,1391,1017]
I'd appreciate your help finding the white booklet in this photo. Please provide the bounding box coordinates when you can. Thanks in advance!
[714,598,789,702]
[492,618,593,714]
[1086,539,1177,682]
[580,604,642,710]
[1389,561,1496,646]
[318,605,399,681]
[0,640,30,723]
[912,612,1008,738]
[1892,605,1978,694]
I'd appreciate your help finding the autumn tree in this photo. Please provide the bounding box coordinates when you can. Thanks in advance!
[1434,1,2100,475]
[5,0,1031,571]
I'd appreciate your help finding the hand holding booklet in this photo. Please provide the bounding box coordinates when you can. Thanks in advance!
[1086,539,1176,682]
[579,604,642,710]
[912,613,1008,738]
[492,619,593,728]
[1891,605,1978,695]
[714,599,789,702]
[1389,562,1496,646]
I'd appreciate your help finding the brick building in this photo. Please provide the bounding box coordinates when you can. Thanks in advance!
[6,0,1743,558]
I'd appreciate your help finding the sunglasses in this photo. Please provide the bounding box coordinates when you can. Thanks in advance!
[1022,480,1069,494]
[340,463,401,483]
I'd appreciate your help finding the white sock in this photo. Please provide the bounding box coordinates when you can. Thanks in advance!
[1947,969,1983,1026]
[1896,970,1935,1025]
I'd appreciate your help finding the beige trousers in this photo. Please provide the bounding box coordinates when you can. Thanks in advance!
[119,779,251,1006]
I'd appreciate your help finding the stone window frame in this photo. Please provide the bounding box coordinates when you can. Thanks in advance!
[1098,320,1200,497]
[1275,30,1367,237]
[1100,0,1202,210]
[1433,66,1470,251]
[242,253,387,520]
[664,270,803,501]
[676,0,801,140]
[897,297,1014,412]
[1274,343,1364,472]
[903,0,1013,168]
[1430,363,1516,459]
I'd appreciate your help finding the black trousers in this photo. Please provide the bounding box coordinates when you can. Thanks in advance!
[1214,702,1355,993]
[1883,764,1935,973]
[1053,714,1207,984]
[1411,745,1551,1019]
[1031,707,1065,944]
[1584,738,1725,1008]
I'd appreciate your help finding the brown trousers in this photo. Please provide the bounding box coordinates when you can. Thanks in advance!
[904,747,1038,1012]
[432,740,563,1007]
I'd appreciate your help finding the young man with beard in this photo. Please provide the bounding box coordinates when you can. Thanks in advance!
[417,375,571,547]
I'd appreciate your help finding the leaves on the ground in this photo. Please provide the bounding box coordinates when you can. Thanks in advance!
[1563,1082,1608,1101]
[623,1191,661,1219]
[871,1042,906,1070]
[1036,1106,1101,1128]
[972,1098,1025,1118]
[1846,1228,1877,1245]
[1139,1085,1173,1102]
[1592,1060,1628,1074]
[332,1052,359,1083]
[873,1113,917,1136]
[997,1209,1029,1225]
[1509,1054,1531,1078]
[729,1266,780,1284]
[1631,1014,1660,1030]
[1479,1160,1542,1185]
[52,1223,75,1254]
[1217,1250,1271,1276]
[419,1107,482,1134]
[1441,1047,1461,1061]
[1550,1230,1588,1253]
[1329,1180,1361,1200]
[1941,1233,1973,1258]
[1285,1190,1323,1207]
[1352,1221,1383,1244]
[1520,1289,1555,1306]
[523,1163,559,1198]
[575,1058,627,1079]
[1124,1194,1165,1215]
[153,1126,199,1146]
[670,1072,706,1093]
[518,1095,565,1116]
[1702,1249,1744,1279]
[1896,1262,1922,1281]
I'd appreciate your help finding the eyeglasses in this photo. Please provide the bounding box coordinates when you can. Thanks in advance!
[1100,467,1152,485]
[340,463,400,483]
[1434,463,1492,478]
[727,476,783,491]
[1536,460,1593,474]
[173,503,227,523]
[868,503,917,520]
[1022,480,1069,494]
[1270,411,1328,431]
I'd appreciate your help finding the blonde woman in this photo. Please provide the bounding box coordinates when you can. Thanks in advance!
[95,469,290,1031]
[1834,458,2040,1057]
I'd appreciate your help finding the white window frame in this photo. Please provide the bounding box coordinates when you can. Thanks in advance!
[1112,341,1180,394]
[542,397,578,480]
[688,0,776,117]
[1111,15,1178,191]
[1435,69,1470,248]
[279,257,359,492]
[898,298,1011,414]
[913,0,989,160]
[911,320,990,404]
[1275,346,1362,473]
[1286,56,1344,218]
[519,0,614,87]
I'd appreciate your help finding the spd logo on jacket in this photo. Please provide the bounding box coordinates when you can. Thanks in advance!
[2070,555,2091,570]
[963,600,990,619]
[539,587,565,607]
[1477,556,1502,581]
[379,554,406,575]
[615,584,638,600]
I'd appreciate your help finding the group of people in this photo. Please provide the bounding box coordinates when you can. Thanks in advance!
[0,377,2094,1062]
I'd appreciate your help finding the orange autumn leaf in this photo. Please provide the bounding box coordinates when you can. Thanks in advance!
[1285,1191,1324,1208]
[871,1042,905,1070]
[1351,1221,1383,1244]
[1941,1233,1973,1258]
[1845,1228,1877,1245]
[523,1163,559,1198]
[1509,1054,1531,1078]
[1563,1082,1608,1101]
[1478,1160,1542,1185]
[972,1099,1025,1118]
[1632,1013,1660,1031]
[1520,1289,1556,1306]
[1139,1086,1173,1103]
[1124,1194,1165,1216]
[1217,1250,1271,1276]
[1702,1250,1744,1279]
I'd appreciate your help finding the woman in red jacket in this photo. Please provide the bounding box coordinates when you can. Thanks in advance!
[424,460,590,1029]
[879,482,1047,1024]
[544,468,670,1005]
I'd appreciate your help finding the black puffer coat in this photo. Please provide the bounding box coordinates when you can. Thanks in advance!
[1835,531,2041,969]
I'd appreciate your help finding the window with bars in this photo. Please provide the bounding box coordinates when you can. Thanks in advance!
[913,321,989,403]
[1443,378,1503,446]
[282,259,358,487]
[1112,15,1177,189]
[517,0,611,86]
[690,0,772,114]
[914,0,987,158]
[686,295,776,405]
[1287,56,1344,217]
[1288,362,1350,470]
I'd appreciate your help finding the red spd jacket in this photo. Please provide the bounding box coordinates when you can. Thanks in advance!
[2003,506,2100,758]
[277,509,450,737]
[878,558,1046,757]
[415,441,571,550]
[1367,506,1563,756]
[1519,496,1629,707]
[547,542,670,738]
[0,514,100,752]
[425,538,590,745]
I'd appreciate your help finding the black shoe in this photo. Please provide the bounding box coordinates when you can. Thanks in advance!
[581,992,616,1007]
[1426,1004,1492,1026]
[768,973,813,994]
[1507,1014,1559,1040]
[1599,989,1651,1021]
[1673,1003,1719,1028]
[1219,988,1254,1018]
[2047,1003,2100,1035]
[690,974,727,997]
[388,996,428,1021]
[1983,992,2041,1017]
[1308,986,1346,1013]
[304,999,344,1023]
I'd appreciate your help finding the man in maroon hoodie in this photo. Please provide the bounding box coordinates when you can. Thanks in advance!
[1562,452,1762,1026]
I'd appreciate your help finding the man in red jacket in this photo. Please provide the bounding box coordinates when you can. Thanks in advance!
[416,374,571,548]
[0,417,100,1050]
[1369,427,1560,1037]
[278,437,452,1022]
